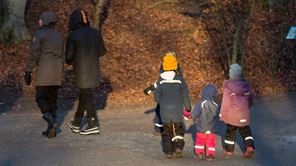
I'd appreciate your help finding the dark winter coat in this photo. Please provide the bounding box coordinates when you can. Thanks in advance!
[25,11,64,86]
[154,71,191,123]
[220,79,253,127]
[66,9,106,88]
[191,84,219,133]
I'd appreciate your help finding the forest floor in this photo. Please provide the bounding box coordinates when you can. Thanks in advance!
[0,92,296,166]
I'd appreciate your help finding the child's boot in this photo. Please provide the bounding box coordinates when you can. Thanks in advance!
[206,154,214,161]
[225,151,233,158]
[244,146,254,158]
[195,153,203,160]
[175,149,183,158]
[166,153,173,159]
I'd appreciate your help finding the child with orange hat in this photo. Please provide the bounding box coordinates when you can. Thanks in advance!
[153,53,191,158]
[144,52,186,135]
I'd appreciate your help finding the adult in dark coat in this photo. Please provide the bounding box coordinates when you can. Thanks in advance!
[66,9,106,135]
[24,11,64,138]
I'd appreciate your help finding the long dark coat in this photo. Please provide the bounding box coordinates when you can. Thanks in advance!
[66,10,106,89]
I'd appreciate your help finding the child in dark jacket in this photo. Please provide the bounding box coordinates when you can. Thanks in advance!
[191,84,219,160]
[144,52,183,135]
[220,63,255,158]
[154,53,191,159]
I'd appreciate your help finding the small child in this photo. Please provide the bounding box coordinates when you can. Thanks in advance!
[143,52,183,135]
[154,53,191,159]
[191,84,219,160]
[220,63,255,158]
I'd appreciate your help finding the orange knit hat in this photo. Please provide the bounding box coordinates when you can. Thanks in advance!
[163,52,177,71]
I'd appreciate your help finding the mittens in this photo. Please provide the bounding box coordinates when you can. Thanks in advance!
[183,109,191,120]
[143,83,156,95]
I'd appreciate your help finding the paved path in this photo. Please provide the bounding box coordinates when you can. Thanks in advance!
[0,93,296,166]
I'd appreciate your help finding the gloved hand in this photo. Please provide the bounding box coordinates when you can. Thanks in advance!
[183,109,191,120]
[24,71,32,86]
[143,84,156,95]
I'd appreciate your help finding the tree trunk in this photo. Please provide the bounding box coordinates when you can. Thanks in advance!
[0,0,31,44]
[93,0,108,30]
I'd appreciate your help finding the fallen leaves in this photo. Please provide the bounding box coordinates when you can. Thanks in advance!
[0,0,296,106]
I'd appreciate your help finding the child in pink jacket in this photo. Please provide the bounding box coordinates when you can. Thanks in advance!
[220,63,255,158]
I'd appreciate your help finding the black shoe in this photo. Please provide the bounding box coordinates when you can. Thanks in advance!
[47,124,58,138]
[42,124,53,136]
[68,121,80,133]
[79,117,100,135]
[42,112,56,137]
[79,126,100,135]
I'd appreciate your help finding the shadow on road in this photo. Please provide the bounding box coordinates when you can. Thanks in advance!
[0,74,23,115]
[56,69,113,133]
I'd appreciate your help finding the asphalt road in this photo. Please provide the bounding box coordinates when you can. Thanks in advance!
[0,93,296,166]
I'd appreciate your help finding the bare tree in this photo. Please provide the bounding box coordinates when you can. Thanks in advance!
[93,0,108,30]
[0,0,31,44]
[211,0,255,69]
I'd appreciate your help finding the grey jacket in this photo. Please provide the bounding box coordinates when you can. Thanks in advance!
[25,11,64,86]
[154,71,191,123]
[66,9,106,88]
[191,84,219,133]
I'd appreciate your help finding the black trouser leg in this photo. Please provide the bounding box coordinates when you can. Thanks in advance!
[36,86,52,115]
[238,126,255,149]
[47,86,59,119]
[161,123,174,155]
[172,122,185,151]
[36,86,59,137]
[76,88,98,125]
[36,86,59,118]
[155,104,162,125]
[225,124,237,152]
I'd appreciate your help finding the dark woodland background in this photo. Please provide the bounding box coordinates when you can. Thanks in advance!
[1,0,296,106]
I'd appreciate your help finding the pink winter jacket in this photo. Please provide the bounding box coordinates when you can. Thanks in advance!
[220,79,253,127]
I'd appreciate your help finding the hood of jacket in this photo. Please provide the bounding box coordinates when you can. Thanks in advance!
[40,11,57,26]
[224,79,250,95]
[200,84,217,101]
[69,9,90,31]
